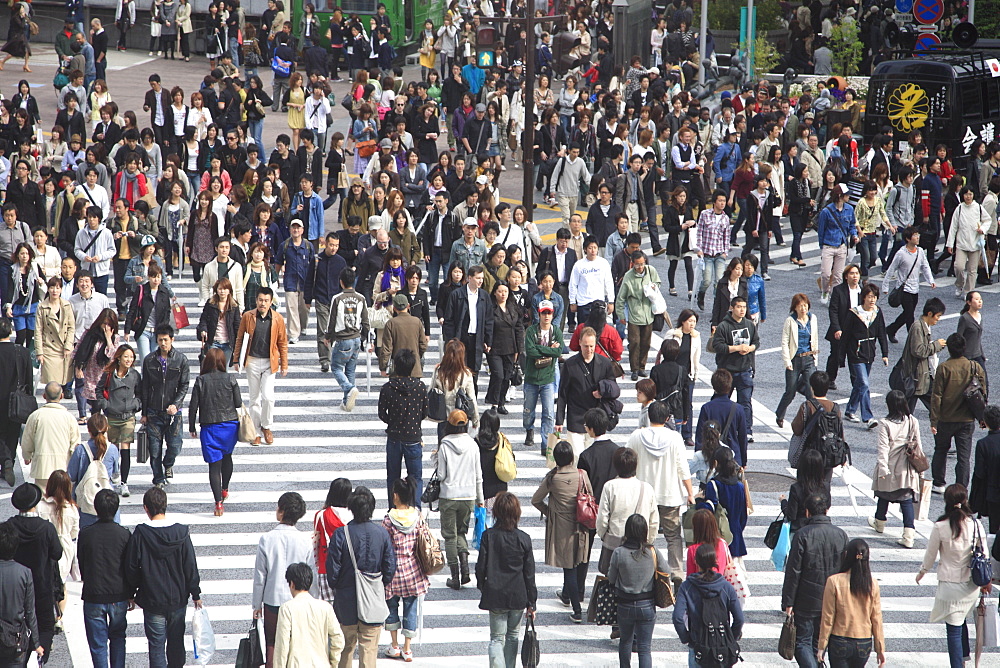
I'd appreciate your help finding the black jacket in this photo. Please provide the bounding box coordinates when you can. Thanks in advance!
[5,179,45,230]
[744,189,776,241]
[780,515,848,617]
[355,245,389,306]
[577,438,618,503]
[586,201,622,248]
[295,145,325,191]
[556,353,619,433]
[9,515,61,600]
[490,303,524,357]
[305,250,347,306]
[843,308,889,365]
[711,277,749,328]
[0,560,38,649]
[125,282,172,337]
[444,287,494,370]
[971,431,1000,511]
[189,371,242,431]
[377,376,427,442]
[125,521,201,614]
[196,301,241,349]
[0,341,32,421]
[535,245,577,284]
[138,346,191,414]
[412,115,440,166]
[404,288,431,336]
[825,281,857,341]
[420,208,462,254]
[475,527,537,611]
[478,435,510,500]
[77,519,131,604]
[663,204,695,257]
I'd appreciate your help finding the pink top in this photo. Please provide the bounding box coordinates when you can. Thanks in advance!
[686,538,730,576]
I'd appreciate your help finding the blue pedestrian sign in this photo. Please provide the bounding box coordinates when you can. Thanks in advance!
[895,0,913,13]
[477,51,494,68]
[913,0,943,25]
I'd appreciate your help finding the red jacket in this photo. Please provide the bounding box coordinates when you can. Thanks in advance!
[111,170,149,210]
[569,322,623,361]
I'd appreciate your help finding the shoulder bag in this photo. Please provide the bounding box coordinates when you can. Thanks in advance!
[420,469,441,511]
[904,415,929,473]
[710,480,734,544]
[963,360,988,422]
[7,358,36,424]
[342,523,391,624]
[575,469,598,530]
[595,338,623,378]
[971,519,992,587]
[649,547,675,608]
[887,253,918,308]
[425,369,448,422]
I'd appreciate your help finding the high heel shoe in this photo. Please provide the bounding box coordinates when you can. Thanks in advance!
[214,501,224,516]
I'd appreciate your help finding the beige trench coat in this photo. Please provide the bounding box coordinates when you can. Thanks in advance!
[532,465,592,569]
[872,415,924,495]
[36,298,75,386]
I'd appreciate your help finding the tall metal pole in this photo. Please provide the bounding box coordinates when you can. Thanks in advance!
[522,9,538,215]
[968,0,975,23]
[746,0,755,80]
[698,0,709,84]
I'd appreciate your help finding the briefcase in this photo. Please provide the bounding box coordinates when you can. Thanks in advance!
[135,426,149,464]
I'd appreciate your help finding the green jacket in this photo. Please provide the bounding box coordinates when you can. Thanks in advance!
[523,324,563,386]
[930,356,987,428]
[615,265,661,326]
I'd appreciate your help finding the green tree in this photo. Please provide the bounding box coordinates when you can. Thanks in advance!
[748,36,781,76]
[829,21,864,76]
[709,0,782,32]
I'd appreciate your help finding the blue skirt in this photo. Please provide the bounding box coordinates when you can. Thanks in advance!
[200,420,239,464]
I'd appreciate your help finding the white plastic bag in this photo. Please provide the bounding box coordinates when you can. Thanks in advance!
[643,281,667,315]
[191,606,216,666]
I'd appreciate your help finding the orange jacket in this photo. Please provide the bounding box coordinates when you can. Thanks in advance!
[233,308,288,374]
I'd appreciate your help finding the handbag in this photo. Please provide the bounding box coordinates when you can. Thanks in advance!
[964,361,988,422]
[369,304,391,329]
[135,426,149,464]
[426,386,447,422]
[237,405,257,444]
[723,548,750,599]
[972,520,992,587]
[545,432,559,469]
[455,387,474,417]
[420,469,441,511]
[763,510,785,550]
[510,362,523,387]
[343,523,390,625]
[337,170,349,190]
[586,575,618,625]
[888,357,916,397]
[650,547,675,608]
[7,360,36,424]
[771,521,791,571]
[521,615,540,668]
[575,469,598,530]
[778,611,796,660]
[172,300,189,329]
[356,139,378,158]
[904,416,930,473]
[415,522,445,575]
[596,339,623,378]
[887,253,918,308]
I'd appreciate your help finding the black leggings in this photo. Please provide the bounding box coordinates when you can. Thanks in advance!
[208,454,233,503]
[119,445,130,483]
[668,256,694,291]
[191,261,204,283]
[15,327,32,347]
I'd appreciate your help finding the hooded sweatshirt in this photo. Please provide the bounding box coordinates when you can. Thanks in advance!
[627,425,691,507]
[124,519,201,614]
[672,571,744,645]
[712,313,759,374]
[377,376,428,442]
[437,433,484,503]
[9,514,62,599]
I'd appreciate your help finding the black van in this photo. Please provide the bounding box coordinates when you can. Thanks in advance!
[864,52,1000,168]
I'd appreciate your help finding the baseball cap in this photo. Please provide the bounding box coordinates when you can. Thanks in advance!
[476,174,489,185]
[290,219,304,227]
[804,112,815,119]
[475,103,487,113]
[140,235,157,247]
[380,138,393,149]
[538,300,554,314]
[463,217,479,227]
[447,409,469,426]
[392,294,409,310]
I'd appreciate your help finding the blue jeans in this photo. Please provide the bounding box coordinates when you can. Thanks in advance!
[146,411,183,485]
[858,233,878,276]
[522,381,555,444]
[699,254,728,295]
[946,622,970,668]
[617,599,655,668]
[248,119,265,153]
[93,274,110,295]
[794,614,820,668]
[386,438,423,509]
[846,362,873,421]
[143,607,186,668]
[827,634,873,668]
[731,370,754,436]
[875,496,915,528]
[83,601,128,668]
[136,331,154,361]
[488,609,524,668]
[385,595,418,637]
[331,337,361,403]
[209,341,233,366]
[229,36,240,67]
[427,247,445,301]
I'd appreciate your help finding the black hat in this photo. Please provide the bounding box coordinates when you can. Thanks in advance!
[11,483,41,512]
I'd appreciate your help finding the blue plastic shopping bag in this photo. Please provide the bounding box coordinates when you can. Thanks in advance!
[771,521,791,572]
[472,505,488,550]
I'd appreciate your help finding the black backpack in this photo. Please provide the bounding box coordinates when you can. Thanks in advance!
[802,398,851,468]
[691,585,741,668]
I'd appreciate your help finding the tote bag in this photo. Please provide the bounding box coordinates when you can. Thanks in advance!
[343,523,390,624]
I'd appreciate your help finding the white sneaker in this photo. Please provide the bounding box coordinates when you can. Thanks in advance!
[762,273,771,281]
[344,387,359,412]
[932,484,947,494]
[119,483,130,497]
[820,292,830,305]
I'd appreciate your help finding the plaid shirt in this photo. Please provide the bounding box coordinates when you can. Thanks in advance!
[381,514,430,598]
[696,209,732,257]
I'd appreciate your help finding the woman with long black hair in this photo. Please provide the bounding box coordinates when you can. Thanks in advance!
[188,347,242,517]
[662,186,697,299]
[313,478,353,604]
[788,162,813,267]
[94,344,140,498]
[4,242,41,347]
[817,538,886,668]
[486,283,523,415]
[608,513,667,666]
[843,284,890,428]
[72,308,120,424]
[710,257,747,334]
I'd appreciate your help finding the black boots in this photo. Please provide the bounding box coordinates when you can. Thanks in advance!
[446,564,462,590]
[524,429,534,448]
[459,552,471,584]
[697,291,706,311]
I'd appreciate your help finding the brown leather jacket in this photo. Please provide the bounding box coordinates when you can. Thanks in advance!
[233,308,289,374]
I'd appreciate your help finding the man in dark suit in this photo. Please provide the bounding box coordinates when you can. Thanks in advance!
[0,317,32,485]
[142,74,172,151]
[536,227,577,331]
[555,326,620,453]
[576,407,620,599]
[443,266,494,395]
[419,191,461,305]
[825,263,863,391]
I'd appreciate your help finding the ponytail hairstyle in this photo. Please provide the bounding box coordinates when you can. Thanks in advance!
[44,470,76,526]
[839,538,873,600]
[938,484,973,540]
[391,476,416,507]
[87,413,109,462]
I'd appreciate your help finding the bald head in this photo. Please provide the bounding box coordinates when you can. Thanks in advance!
[44,382,62,402]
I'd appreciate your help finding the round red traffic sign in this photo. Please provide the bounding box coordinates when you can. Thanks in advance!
[915,32,942,51]
[913,0,944,25]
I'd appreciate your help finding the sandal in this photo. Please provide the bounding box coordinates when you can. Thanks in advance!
[669,288,678,296]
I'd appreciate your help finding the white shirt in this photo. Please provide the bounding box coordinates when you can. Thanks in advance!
[568,256,614,307]
[171,104,188,137]
[848,284,861,308]
[467,286,479,334]
[74,183,111,222]
[555,247,568,283]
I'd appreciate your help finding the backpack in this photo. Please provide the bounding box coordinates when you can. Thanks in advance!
[493,434,517,483]
[690,583,742,668]
[802,398,851,469]
[76,443,112,516]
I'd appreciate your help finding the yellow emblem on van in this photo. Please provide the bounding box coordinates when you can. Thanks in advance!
[887,83,930,132]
